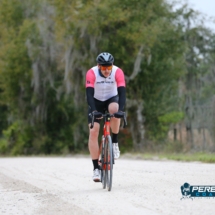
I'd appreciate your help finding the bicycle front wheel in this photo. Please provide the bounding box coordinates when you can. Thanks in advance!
[104,135,113,191]
[101,136,106,189]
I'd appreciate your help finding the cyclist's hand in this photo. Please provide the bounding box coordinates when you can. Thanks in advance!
[114,111,124,118]
[92,111,103,119]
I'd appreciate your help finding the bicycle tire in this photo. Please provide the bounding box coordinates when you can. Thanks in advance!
[101,136,106,189]
[105,135,113,191]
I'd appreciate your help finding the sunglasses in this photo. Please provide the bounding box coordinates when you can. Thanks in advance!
[100,65,113,71]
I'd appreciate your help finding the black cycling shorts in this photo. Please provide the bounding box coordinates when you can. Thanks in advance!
[88,95,119,124]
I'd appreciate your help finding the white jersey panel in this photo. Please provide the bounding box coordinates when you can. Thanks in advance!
[92,66,118,101]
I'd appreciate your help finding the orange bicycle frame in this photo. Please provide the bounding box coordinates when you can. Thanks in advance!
[103,118,111,137]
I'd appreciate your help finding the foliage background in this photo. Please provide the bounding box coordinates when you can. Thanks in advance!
[0,0,215,155]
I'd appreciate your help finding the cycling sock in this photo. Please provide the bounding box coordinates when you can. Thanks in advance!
[112,133,118,143]
[92,159,99,170]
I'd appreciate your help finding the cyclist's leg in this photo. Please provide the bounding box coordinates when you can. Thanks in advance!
[106,96,120,134]
[108,102,120,133]
[88,107,102,182]
[88,99,104,172]
[88,121,100,160]
[106,96,121,159]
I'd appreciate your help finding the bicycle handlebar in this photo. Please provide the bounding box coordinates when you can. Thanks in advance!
[89,112,127,129]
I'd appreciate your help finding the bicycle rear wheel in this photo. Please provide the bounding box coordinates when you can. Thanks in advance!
[105,135,113,191]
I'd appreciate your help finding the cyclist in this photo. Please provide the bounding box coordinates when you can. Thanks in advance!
[86,52,126,182]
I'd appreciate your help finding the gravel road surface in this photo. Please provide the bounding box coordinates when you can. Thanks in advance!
[0,156,215,215]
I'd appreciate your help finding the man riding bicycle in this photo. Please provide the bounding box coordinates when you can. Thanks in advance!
[86,52,126,182]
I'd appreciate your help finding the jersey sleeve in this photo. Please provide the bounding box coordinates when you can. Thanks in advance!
[115,68,126,87]
[85,69,95,88]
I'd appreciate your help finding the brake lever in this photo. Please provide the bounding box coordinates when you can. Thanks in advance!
[123,113,127,128]
[89,113,94,129]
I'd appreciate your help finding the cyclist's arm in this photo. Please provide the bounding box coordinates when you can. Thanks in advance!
[117,86,126,111]
[86,69,96,112]
[86,87,96,112]
[115,68,126,111]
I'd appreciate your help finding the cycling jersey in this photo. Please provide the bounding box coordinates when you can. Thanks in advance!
[86,65,125,101]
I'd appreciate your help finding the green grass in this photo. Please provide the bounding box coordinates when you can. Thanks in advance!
[162,153,215,163]
[0,152,214,163]
[121,152,215,163]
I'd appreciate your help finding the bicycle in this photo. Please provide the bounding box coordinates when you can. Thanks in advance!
[90,112,127,191]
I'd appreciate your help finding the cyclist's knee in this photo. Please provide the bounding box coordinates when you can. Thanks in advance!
[108,102,119,114]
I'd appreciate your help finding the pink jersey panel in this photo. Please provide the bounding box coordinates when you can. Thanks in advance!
[115,68,126,87]
[85,69,95,88]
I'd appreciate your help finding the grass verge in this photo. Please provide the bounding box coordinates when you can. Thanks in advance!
[121,152,215,163]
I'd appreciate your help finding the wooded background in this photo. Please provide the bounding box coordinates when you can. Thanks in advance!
[0,0,215,155]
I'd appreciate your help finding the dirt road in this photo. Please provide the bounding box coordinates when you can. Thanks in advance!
[0,156,214,215]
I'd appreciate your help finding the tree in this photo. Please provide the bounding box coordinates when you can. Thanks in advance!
[0,0,214,154]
